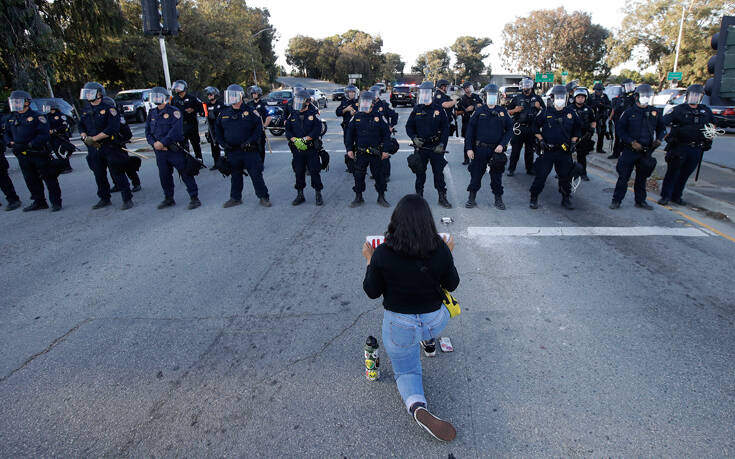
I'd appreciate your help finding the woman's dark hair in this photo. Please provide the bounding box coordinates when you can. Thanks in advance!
[384,194,442,258]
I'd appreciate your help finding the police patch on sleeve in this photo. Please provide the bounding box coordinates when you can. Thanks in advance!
[434,110,440,116]
[243,111,249,116]
[39,115,47,123]
[100,110,106,115]
[378,107,383,112]
[436,94,441,99]
[499,112,505,117]
[567,113,572,119]
[173,110,181,119]
[110,108,117,116]
[374,116,380,122]
[652,111,657,117]
[308,115,314,121]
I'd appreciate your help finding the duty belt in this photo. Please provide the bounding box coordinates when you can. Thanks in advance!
[357,146,380,155]
[475,142,497,149]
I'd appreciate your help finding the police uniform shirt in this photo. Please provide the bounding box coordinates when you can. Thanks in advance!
[145,104,184,147]
[372,99,398,127]
[79,101,120,138]
[457,94,483,120]
[662,104,714,144]
[206,98,224,128]
[435,90,454,120]
[49,112,70,137]
[4,109,50,149]
[215,105,263,149]
[464,105,513,151]
[336,99,358,125]
[612,94,636,121]
[171,93,203,125]
[285,105,322,140]
[507,93,545,125]
[572,103,595,130]
[405,103,450,147]
[248,99,269,123]
[589,93,611,119]
[344,111,390,151]
[534,107,583,146]
[616,104,665,147]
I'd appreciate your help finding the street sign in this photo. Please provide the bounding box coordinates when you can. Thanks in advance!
[667,71,683,81]
[535,72,554,83]
[561,71,569,76]
[348,74,362,79]
[593,80,601,84]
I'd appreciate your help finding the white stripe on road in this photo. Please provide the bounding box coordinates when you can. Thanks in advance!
[467,226,709,237]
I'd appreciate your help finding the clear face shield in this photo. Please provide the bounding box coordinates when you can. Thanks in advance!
[80,88,99,101]
[358,96,373,113]
[418,88,433,105]
[224,90,244,106]
[486,92,499,106]
[8,98,25,112]
[251,91,260,100]
[520,79,534,94]
[552,91,567,110]
[150,92,168,105]
[171,82,186,94]
[346,90,356,100]
[685,91,704,105]
[623,82,635,93]
[293,96,307,110]
[637,90,653,107]
[574,95,587,105]
[464,85,473,94]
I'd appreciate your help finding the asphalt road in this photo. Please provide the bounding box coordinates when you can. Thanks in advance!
[1,77,735,457]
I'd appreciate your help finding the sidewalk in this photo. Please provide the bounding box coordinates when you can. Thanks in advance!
[587,147,735,221]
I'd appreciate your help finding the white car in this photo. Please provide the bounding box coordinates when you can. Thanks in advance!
[113,89,156,123]
[307,89,328,108]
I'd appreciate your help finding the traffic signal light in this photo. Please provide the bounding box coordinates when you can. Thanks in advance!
[141,0,161,36]
[706,16,735,105]
[161,0,181,36]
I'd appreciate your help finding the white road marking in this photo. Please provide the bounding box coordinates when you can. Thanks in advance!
[467,226,709,237]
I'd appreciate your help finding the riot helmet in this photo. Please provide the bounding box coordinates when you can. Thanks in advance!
[566,81,578,95]
[634,84,654,107]
[249,85,263,99]
[8,90,31,113]
[483,84,499,106]
[417,81,434,105]
[171,80,188,95]
[293,89,310,110]
[593,82,605,93]
[204,86,220,99]
[573,87,588,105]
[358,91,374,113]
[345,84,358,100]
[520,77,534,94]
[622,79,635,94]
[550,85,568,110]
[369,85,381,100]
[462,81,474,92]
[685,84,705,105]
[80,82,105,101]
[149,87,170,105]
[224,84,245,106]
[436,79,450,92]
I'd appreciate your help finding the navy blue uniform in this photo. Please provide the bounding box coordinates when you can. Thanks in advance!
[464,105,513,196]
[610,93,636,158]
[435,90,456,136]
[145,104,198,200]
[336,99,358,132]
[530,107,582,198]
[405,103,450,195]
[661,104,714,202]
[0,114,21,205]
[612,104,666,204]
[79,100,133,202]
[589,92,611,151]
[456,93,483,137]
[345,111,391,194]
[371,99,398,178]
[215,105,269,201]
[48,110,73,172]
[205,97,225,165]
[117,118,141,189]
[248,98,269,164]
[171,93,205,161]
[571,102,596,175]
[507,92,545,174]
[5,109,61,206]
[285,106,323,191]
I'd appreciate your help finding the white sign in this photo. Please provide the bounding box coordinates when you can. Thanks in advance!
[348,74,362,79]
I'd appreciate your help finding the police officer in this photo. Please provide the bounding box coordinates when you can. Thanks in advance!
[434,79,458,139]
[369,85,398,180]
[170,80,205,165]
[610,84,665,210]
[247,85,271,165]
[464,84,513,210]
[4,90,62,211]
[405,81,452,208]
[0,109,21,210]
[336,84,359,134]
[203,87,224,170]
[608,79,636,159]
[570,87,596,181]
[589,82,612,153]
[455,81,483,165]
[658,84,713,206]
[529,85,582,210]
[145,86,201,210]
[285,89,324,206]
[565,81,579,105]
[216,84,271,208]
[345,91,391,208]
[79,82,133,210]
[102,96,141,193]
[507,77,545,176]
[44,100,74,173]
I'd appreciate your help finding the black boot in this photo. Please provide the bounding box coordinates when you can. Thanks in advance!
[377,192,390,208]
[438,192,452,209]
[92,199,112,210]
[292,190,305,206]
[529,195,539,209]
[494,194,506,210]
[5,200,21,211]
[609,200,621,209]
[315,190,324,206]
[157,198,176,209]
[415,187,423,198]
[23,201,49,212]
[188,197,201,210]
[465,191,477,208]
[120,199,134,210]
[350,192,364,208]
[561,196,574,210]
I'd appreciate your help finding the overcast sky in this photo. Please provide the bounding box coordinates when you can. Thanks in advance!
[247,0,628,75]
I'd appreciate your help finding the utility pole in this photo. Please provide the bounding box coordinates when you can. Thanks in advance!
[249,27,274,85]
[159,36,172,90]
[672,2,687,87]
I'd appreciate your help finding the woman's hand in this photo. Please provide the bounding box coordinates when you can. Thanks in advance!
[362,242,375,264]
[445,234,455,252]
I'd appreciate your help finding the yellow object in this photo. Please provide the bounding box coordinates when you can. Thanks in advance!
[442,289,460,318]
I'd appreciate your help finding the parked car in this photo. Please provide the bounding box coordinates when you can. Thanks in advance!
[307,88,328,108]
[113,89,155,123]
[605,84,623,101]
[374,83,386,94]
[266,89,293,109]
[653,88,686,110]
[332,87,346,101]
[390,85,416,107]
[29,98,79,132]
[499,85,520,106]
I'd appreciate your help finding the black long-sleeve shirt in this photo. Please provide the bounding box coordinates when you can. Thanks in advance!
[363,243,459,314]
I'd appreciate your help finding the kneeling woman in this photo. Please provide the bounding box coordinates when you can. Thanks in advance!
[361,194,460,441]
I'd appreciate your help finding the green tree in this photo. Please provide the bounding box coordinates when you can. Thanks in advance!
[412,48,451,82]
[501,7,609,83]
[451,36,492,83]
[381,53,405,82]
[286,35,321,78]
[607,0,735,88]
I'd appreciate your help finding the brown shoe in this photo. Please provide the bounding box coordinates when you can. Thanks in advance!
[413,407,456,442]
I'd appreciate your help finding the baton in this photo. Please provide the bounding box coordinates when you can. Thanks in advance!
[121,147,150,160]
[264,129,273,154]
[694,150,704,181]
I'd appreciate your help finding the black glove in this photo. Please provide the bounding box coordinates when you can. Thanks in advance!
[703,139,713,151]
[12,143,28,155]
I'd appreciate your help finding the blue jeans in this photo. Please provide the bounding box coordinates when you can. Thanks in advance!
[382,307,449,412]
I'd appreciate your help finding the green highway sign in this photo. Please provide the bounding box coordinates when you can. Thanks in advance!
[561,71,569,76]
[667,71,683,81]
[593,80,601,84]
[535,72,554,83]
